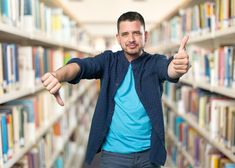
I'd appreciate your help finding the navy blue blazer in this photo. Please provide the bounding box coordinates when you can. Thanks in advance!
[67,50,178,166]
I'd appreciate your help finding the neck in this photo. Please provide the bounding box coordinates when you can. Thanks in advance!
[125,50,143,62]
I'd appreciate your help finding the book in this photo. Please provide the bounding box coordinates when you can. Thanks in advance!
[7,98,36,143]
[23,0,34,33]
[1,113,8,163]
[0,44,4,95]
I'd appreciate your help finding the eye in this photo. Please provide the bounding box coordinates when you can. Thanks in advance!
[121,32,129,37]
[133,31,142,36]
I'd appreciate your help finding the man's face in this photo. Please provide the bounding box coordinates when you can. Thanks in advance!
[116,20,148,58]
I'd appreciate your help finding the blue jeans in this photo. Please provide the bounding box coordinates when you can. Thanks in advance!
[100,150,161,168]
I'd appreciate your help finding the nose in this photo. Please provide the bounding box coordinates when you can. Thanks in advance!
[128,34,135,42]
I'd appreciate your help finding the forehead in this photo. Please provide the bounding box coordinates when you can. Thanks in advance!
[118,20,144,32]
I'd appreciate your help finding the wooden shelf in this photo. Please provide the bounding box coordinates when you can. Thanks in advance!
[4,111,64,168]
[0,0,95,167]
[147,26,235,52]
[180,78,235,98]
[153,0,194,28]
[65,129,88,168]
[47,81,95,167]
[2,81,95,168]
[189,26,235,48]
[0,79,94,105]
[148,0,235,166]
[0,21,92,53]
[167,130,196,167]
[41,0,92,43]
[163,96,235,163]
[42,0,81,26]
[0,84,44,104]
[49,123,77,168]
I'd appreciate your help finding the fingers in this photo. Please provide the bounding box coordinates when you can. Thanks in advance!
[49,83,61,94]
[173,53,189,64]
[41,73,51,82]
[178,35,189,52]
[41,72,64,106]
[41,73,59,90]
[54,92,64,106]
[173,35,190,74]
[172,64,191,74]
[173,52,191,74]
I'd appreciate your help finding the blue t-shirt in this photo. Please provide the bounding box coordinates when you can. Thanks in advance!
[67,50,178,165]
[102,64,152,153]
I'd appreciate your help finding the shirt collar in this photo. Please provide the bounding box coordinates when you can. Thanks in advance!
[121,50,147,65]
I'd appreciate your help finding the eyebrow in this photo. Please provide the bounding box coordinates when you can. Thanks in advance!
[120,32,129,35]
[120,31,142,35]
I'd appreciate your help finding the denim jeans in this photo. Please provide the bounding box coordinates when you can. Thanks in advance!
[100,150,161,168]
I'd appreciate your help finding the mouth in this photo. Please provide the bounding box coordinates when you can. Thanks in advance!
[127,44,137,49]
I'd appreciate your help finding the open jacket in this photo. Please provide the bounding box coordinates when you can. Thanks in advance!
[67,50,178,166]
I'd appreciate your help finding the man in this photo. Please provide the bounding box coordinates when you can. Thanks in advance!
[41,11,190,168]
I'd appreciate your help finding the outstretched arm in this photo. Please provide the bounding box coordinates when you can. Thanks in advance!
[41,63,80,106]
[168,35,190,79]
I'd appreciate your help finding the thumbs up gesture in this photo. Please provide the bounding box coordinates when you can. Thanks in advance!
[168,35,191,79]
[41,72,64,106]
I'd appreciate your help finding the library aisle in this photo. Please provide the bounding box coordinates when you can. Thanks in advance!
[1,0,235,168]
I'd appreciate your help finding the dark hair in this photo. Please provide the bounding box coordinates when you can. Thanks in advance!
[117,11,145,32]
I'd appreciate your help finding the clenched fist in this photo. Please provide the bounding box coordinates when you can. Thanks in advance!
[168,35,191,78]
[41,72,64,106]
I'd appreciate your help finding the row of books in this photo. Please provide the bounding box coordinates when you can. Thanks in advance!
[165,108,235,168]
[164,82,235,156]
[11,128,77,168]
[149,0,235,46]
[0,0,90,45]
[163,44,235,90]
[51,102,95,168]
[0,82,97,167]
[166,141,193,168]
[167,136,235,168]
[0,43,85,95]
[184,45,235,89]
[50,83,97,168]
[0,87,67,166]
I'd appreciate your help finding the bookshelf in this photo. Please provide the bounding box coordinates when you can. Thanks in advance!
[4,108,62,168]
[167,129,195,167]
[179,77,235,99]
[40,0,92,53]
[0,84,44,104]
[48,122,77,167]
[0,0,96,167]
[147,0,235,167]
[163,95,235,163]
[0,13,90,53]
[148,26,235,54]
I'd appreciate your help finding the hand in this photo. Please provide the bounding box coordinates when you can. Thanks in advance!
[172,35,190,75]
[41,72,64,106]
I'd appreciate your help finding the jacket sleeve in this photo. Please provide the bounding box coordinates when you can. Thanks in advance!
[66,50,111,84]
[155,54,179,83]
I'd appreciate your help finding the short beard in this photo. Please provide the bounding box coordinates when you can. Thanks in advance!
[125,49,143,57]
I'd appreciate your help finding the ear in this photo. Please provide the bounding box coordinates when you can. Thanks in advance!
[116,33,121,44]
[144,31,148,43]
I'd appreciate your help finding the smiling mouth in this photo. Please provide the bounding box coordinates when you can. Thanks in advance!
[128,44,137,48]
